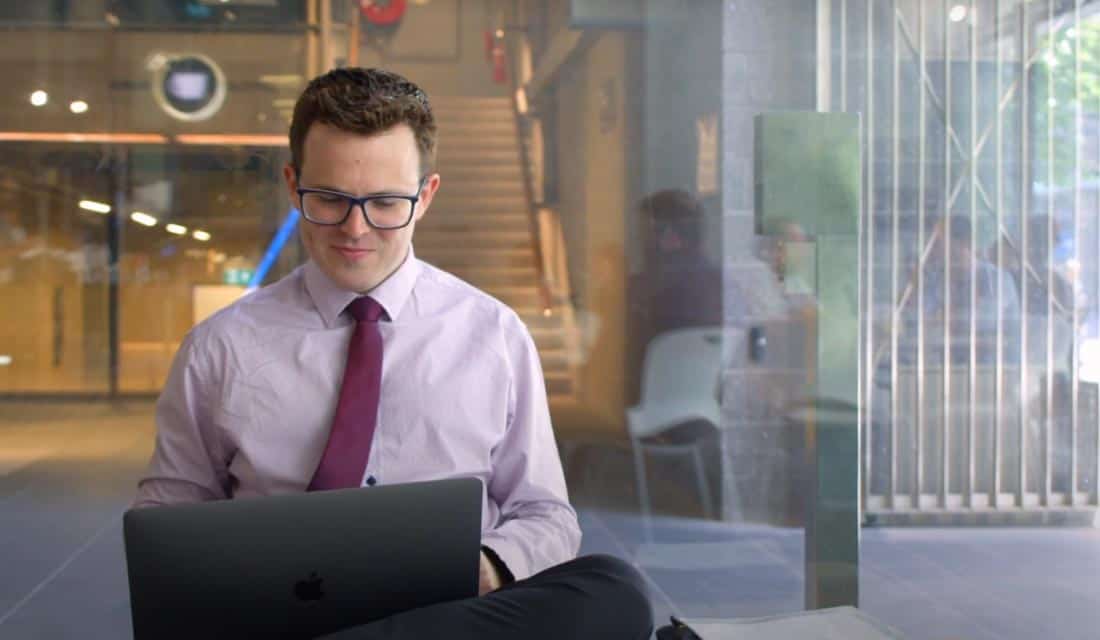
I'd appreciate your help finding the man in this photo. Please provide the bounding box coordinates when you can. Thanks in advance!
[134,68,652,639]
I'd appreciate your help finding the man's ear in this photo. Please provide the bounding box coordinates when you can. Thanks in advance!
[414,173,441,221]
[283,164,299,203]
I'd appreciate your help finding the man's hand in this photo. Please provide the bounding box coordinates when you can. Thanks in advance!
[478,550,503,596]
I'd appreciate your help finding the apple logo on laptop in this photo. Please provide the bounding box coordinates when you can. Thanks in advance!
[294,572,325,602]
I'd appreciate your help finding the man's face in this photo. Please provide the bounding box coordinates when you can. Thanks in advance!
[284,122,440,293]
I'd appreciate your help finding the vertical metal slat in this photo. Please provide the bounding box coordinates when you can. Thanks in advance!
[890,0,901,508]
[1070,0,1081,507]
[1018,1,1030,508]
[994,0,1005,507]
[916,0,927,509]
[967,0,979,508]
[942,0,953,510]
[1043,0,1055,507]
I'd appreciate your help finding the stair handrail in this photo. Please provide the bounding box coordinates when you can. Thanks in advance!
[536,207,571,304]
[505,35,555,315]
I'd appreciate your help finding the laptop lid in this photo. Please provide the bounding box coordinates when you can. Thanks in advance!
[123,477,482,640]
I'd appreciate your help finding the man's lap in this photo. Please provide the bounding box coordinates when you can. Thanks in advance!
[317,554,653,640]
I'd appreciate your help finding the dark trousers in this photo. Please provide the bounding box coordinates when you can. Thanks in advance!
[317,554,654,640]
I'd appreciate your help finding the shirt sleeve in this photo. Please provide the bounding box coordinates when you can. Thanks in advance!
[132,329,234,509]
[480,321,582,581]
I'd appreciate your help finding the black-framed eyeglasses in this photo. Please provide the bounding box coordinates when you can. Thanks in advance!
[296,176,427,229]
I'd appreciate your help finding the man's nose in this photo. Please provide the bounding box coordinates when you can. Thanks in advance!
[340,203,372,237]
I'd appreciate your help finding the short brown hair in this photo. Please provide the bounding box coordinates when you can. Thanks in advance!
[288,67,437,174]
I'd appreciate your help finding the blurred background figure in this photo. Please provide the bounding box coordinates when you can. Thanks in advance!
[628,189,722,358]
[902,214,1020,367]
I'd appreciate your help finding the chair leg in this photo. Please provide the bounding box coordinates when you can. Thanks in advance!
[691,444,715,519]
[631,440,654,542]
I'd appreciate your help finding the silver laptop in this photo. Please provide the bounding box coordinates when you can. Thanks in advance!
[123,477,483,640]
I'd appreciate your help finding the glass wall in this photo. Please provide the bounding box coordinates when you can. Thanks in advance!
[1,2,1098,639]
[840,0,1100,517]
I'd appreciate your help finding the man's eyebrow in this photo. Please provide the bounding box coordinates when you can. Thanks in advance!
[300,183,412,196]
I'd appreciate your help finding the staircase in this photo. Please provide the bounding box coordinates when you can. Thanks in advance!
[416,96,576,402]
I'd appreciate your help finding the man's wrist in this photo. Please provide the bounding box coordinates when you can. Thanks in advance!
[480,545,515,585]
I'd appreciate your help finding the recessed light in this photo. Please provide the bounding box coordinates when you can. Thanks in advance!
[131,211,158,227]
[70,100,89,114]
[79,199,111,214]
[166,223,188,235]
[192,230,212,242]
[30,90,48,107]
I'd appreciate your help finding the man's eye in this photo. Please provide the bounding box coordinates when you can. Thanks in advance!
[373,198,401,208]
[318,194,345,204]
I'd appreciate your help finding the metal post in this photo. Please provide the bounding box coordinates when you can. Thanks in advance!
[818,0,832,112]
[967,0,978,508]
[1044,0,1055,507]
[994,0,1005,507]
[890,0,901,508]
[107,148,126,397]
[1070,0,1082,507]
[941,0,953,510]
[864,0,876,517]
[841,0,848,112]
[1019,2,1030,507]
[916,0,927,509]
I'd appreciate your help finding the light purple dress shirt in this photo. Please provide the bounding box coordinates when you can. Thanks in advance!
[134,248,581,581]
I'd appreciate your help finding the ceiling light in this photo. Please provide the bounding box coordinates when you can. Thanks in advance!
[0,355,12,366]
[79,199,111,214]
[166,223,188,235]
[192,230,211,242]
[949,5,967,22]
[69,100,89,114]
[131,211,158,227]
[30,90,48,107]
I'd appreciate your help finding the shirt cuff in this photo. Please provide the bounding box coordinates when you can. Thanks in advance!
[480,533,528,582]
[480,545,516,585]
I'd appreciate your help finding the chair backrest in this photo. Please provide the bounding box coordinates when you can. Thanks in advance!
[637,325,725,420]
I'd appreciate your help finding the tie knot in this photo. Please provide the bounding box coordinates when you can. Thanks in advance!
[346,296,385,323]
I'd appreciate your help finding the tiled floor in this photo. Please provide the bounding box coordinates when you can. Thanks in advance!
[2,401,1099,639]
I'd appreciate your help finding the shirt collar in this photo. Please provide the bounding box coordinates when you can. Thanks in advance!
[303,246,422,328]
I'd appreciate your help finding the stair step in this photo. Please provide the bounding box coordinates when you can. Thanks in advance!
[429,195,527,211]
[434,119,516,134]
[418,247,535,269]
[437,134,518,149]
[445,265,539,285]
[544,371,574,397]
[483,286,543,307]
[437,150,521,165]
[530,330,567,351]
[439,165,523,181]
[415,230,530,248]
[418,217,530,233]
[437,182,524,197]
[538,350,572,370]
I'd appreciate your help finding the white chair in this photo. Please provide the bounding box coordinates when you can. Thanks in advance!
[627,326,726,535]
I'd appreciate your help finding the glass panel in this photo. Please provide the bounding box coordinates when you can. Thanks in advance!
[5,2,1097,639]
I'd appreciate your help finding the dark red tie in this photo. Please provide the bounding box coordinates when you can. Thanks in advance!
[308,296,385,491]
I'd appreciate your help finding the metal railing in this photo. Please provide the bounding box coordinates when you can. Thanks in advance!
[828,0,1100,521]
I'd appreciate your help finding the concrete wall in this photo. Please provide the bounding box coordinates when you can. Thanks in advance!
[720,0,819,525]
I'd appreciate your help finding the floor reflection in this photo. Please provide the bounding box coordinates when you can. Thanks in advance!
[1,402,1098,640]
